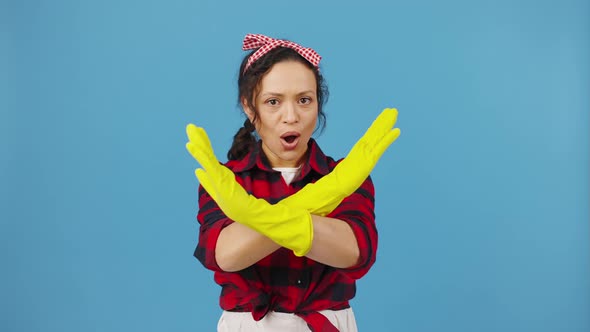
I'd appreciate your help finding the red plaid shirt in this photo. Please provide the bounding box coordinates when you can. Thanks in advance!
[194,139,378,331]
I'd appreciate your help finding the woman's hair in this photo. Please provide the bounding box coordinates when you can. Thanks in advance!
[227,46,329,161]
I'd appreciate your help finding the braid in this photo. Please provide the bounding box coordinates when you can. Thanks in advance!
[227,118,257,160]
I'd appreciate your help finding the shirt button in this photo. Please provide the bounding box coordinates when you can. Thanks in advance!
[297,279,301,284]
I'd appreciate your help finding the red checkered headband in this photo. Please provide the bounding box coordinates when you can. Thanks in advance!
[242,33,322,73]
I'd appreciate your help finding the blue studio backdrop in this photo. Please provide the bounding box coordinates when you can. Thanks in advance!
[1,0,588,331]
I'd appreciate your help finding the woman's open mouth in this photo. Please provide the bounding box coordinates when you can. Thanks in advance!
[280,132,300,150]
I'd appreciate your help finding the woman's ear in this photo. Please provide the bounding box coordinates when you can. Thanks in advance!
[241,98,255,123]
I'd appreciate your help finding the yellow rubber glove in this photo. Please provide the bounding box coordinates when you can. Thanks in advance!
[185,124,313,257]
[281,108,400,216]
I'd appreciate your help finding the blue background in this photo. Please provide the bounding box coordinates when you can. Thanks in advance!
[2,0,589,331]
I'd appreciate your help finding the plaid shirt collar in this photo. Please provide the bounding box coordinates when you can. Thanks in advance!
[229,138,331,178]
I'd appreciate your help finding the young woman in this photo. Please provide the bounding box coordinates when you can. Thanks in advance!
[186,33,400,332]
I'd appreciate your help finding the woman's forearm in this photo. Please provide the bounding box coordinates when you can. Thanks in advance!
[216,215,360,272]
[306,215,360,268]
[215,222,280,272]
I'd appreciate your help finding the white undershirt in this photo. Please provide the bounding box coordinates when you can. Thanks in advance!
[272,166,302,185]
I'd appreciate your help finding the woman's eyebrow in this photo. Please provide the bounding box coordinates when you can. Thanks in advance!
[260,90,315,97]
[259,92,284,97]
[297,90,315,96]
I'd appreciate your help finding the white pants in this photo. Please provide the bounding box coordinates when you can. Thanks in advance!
[217,308,358,332]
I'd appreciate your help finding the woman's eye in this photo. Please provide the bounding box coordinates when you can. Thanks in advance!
[267,99,279,106]
[300,97,311,104]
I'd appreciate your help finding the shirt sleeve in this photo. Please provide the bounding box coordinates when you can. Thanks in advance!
[193,184,234,272]
[327,176,378,280]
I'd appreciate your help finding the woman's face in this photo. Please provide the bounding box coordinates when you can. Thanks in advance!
[243,60,318,168]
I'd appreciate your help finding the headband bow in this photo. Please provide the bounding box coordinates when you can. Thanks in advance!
[242,33,322,73]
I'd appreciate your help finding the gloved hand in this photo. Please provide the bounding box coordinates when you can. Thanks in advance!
[185,124,313,257]
[281,108,400,216]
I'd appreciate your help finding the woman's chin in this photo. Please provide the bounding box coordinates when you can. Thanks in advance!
[263,140,308,167]
[274,149,306,167]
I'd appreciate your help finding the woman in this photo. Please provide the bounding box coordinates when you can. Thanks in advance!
[186,33,400,332]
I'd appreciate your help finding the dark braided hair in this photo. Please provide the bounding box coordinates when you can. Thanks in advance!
[227,46,329,161]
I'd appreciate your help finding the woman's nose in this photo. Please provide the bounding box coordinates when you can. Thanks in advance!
[282,103,299,123]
